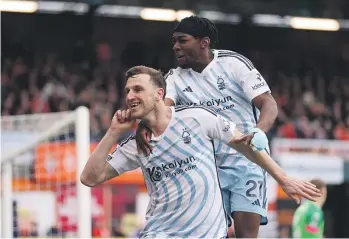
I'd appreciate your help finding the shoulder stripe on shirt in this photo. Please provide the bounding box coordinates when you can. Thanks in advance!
[218,52,254,71]
[218,50,254,67]
[119,134,136,147]
[174,105,217,117]
[218,51,254,68]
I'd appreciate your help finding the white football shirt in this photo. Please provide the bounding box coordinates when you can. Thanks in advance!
[165,49,271,175]
[107,106,236,238]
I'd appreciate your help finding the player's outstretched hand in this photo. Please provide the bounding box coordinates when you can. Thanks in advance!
[135,121,153,156]
[280,177,322,204]
[108,109,135,137]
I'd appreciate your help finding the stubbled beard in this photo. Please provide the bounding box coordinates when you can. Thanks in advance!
[132,100,157,120]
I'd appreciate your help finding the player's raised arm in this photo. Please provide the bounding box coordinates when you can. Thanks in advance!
[80,109,138,187]
[202,110,321,204]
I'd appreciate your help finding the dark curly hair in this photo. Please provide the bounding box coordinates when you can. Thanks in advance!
[174,15,219,47]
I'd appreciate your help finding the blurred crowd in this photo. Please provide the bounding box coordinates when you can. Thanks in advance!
[250,50,349,140]
[1,52,132,141]
[1,49,349,141]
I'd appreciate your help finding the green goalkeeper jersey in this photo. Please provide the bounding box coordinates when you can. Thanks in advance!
[292,201,324,238]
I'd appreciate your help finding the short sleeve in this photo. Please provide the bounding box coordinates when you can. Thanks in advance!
[106,135,140,175]
[240,67,271,101]
[228,56,271,101]
[164,69,178,104]
[198,107,237,143]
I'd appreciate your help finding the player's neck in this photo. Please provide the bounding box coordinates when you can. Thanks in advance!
[191,50,214,73]
[143,103,172,137]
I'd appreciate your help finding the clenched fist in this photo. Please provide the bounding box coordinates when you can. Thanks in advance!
[108,109,135,138]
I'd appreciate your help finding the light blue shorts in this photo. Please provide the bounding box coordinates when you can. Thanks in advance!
[217,149,269,227]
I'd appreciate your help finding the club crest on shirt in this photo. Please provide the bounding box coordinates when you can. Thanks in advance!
[182,128,191,144]
[217,75,225,90]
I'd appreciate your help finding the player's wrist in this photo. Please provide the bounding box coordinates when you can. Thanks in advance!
[276,172,289,186]
[106,129,123,140]
[255,120,271,132]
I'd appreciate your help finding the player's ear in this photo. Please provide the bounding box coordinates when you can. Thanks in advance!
[200,37,210,49]
[156,88,164,101]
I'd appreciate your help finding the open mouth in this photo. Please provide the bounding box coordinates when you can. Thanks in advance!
[176,54,184,59]
[129,102,141,109]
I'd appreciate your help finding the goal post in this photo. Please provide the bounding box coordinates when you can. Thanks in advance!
[1,106,92,238]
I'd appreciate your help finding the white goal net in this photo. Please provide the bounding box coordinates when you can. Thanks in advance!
[1,106,91,238]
